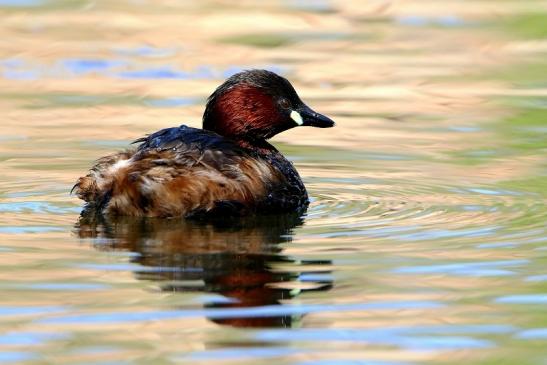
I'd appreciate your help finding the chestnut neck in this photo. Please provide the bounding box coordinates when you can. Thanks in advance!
[203,85,285,154]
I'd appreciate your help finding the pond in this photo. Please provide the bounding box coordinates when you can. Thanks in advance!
[0,1,546,364]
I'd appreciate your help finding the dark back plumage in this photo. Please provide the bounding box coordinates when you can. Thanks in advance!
[73,124,307,218]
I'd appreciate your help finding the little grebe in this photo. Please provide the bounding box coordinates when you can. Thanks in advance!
[73,69,334,218]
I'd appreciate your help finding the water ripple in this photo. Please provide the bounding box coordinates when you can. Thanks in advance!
[38,300,443,325]
[0,306,67,317]
[255,327,495,350]
[307,175,545,250]
[392,259,529,277]
[515,328,547,340]
[495,295,547,304]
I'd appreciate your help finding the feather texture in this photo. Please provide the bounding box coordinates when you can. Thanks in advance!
[73,125,306,218]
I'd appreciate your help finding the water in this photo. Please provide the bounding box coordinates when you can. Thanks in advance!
[0,1,546,364]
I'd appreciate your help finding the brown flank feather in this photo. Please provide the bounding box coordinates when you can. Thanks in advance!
[73,146,282,218]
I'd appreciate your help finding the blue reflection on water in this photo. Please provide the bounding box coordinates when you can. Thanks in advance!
[5,191,43,198]
[526,274,547,282]
[0,226,64,234]
[0,201,78,214]
[144,97,198,107]
[393,259,528,277]
[2,69,39,80]
[515,328,547,339]
[285,0,333,13]
[477,242,518,249]
[118,65,218,80]
[299,273,333,282]
[395,226,497,241]
[447,126,481,133]
[255,326,500,351]
[61,59,126,75]
[0,306,67,317]
[0,0,44,7]
[114,45,178,58]
[0,331,66,346]
[38,300,442,325]
[15,283,109,291]
[396,15,466,27]
[0,352,35,363]
[118,66,190,79]
[495,294,547,304]
[1,58,39,80]
[450,186,523,196]
[0,57,289,84]
[1,58,24,67]
[188,347,301,360]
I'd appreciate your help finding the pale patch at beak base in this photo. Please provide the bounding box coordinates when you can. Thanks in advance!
[290,110,304,126]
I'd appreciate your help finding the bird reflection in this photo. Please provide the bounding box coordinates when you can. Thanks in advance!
[76,213,332,328]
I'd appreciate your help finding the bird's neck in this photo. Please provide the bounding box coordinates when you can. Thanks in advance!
[235,138,278,155]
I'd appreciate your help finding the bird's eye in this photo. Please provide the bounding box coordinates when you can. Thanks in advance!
[279,98,290,109]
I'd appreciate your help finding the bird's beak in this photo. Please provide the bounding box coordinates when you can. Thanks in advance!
[291,104,335,128]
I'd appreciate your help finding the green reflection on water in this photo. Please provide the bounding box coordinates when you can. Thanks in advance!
[219,33,294,48]
[498,12,547,39]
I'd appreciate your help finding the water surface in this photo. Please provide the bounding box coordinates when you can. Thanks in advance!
[0,1,546,364]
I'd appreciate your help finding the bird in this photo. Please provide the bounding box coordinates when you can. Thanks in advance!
[72,69,334,218]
